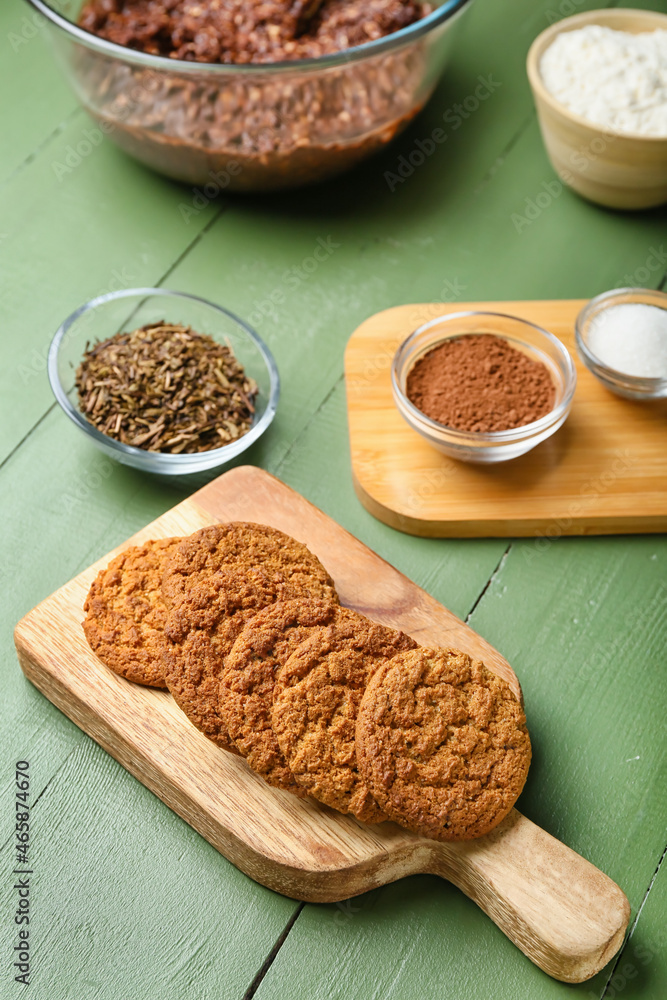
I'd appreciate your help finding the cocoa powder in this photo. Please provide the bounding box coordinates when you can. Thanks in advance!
[405,334,556,433]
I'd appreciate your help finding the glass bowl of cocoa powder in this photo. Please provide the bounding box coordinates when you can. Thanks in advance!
[392,312,576,463]
[48,288,280,474]
[25,0,471,190]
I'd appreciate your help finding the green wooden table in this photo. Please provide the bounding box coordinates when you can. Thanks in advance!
[2,0,666,996]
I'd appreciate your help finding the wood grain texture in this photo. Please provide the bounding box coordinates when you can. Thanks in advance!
[0,3,78,183]
[345,300,667,537]
[14,466,629,982]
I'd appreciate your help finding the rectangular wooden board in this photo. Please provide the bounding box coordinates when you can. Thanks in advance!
[13,467,629,983]
[345,300,667,537]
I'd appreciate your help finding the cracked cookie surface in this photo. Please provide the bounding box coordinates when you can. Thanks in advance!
[161,525,338,753]
[355,647,531,841]
[221,599,343,794]
[163,568,282,752]
[272,610,416,822]
[162,522,337,610]
[83,537,183,688]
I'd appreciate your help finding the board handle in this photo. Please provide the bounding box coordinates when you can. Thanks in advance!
[426,810,630,983]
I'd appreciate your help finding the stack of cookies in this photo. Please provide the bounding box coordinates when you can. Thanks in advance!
[83,522,531,842]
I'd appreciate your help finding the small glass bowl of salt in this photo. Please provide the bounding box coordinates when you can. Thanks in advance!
[575,288,667,400]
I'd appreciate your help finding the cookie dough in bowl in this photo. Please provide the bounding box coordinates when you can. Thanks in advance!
[26,0,473,188]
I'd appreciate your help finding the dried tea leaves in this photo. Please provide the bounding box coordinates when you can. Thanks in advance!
[75,322,258,453]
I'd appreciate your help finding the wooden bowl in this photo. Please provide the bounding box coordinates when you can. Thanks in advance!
[527,8,667,210]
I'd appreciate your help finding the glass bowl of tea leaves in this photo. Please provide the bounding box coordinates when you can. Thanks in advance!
[48,288,280,475]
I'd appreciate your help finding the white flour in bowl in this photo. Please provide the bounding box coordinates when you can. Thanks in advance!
[540,24,667,137]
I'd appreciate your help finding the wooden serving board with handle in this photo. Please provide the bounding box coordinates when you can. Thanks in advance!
[345,299,667,537]
[14,466,630,983]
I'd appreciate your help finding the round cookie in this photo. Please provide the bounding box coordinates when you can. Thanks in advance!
[355,647,531,841]
[220,599,344,794]
[82,537,183,688]
[272,611,417,822]
[162,568,338,756]
[162,522,337,610]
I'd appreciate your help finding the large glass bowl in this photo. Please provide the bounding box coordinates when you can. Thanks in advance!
[48,288,280,474]
[392,312,577,463]
[27,0,472,190]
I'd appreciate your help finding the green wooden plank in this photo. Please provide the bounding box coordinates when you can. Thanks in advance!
[602,858,667,1000]
[469,537,667,883]
[0,0,80,182]
[0,742,296,1000]
[0,119,220,464]
[253,876,569,1000]
[467,535,667,996]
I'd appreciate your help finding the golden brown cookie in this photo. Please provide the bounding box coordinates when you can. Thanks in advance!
[355,647,531,841]
[272,611,417,822]
[163,558,338,755]
[162,568,279,753]
[82,537,183,688]
[162,522,337,610]
[220,600,344,794]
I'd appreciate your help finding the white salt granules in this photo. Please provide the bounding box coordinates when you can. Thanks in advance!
[587,303,667,377]
[540,25,667,137]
